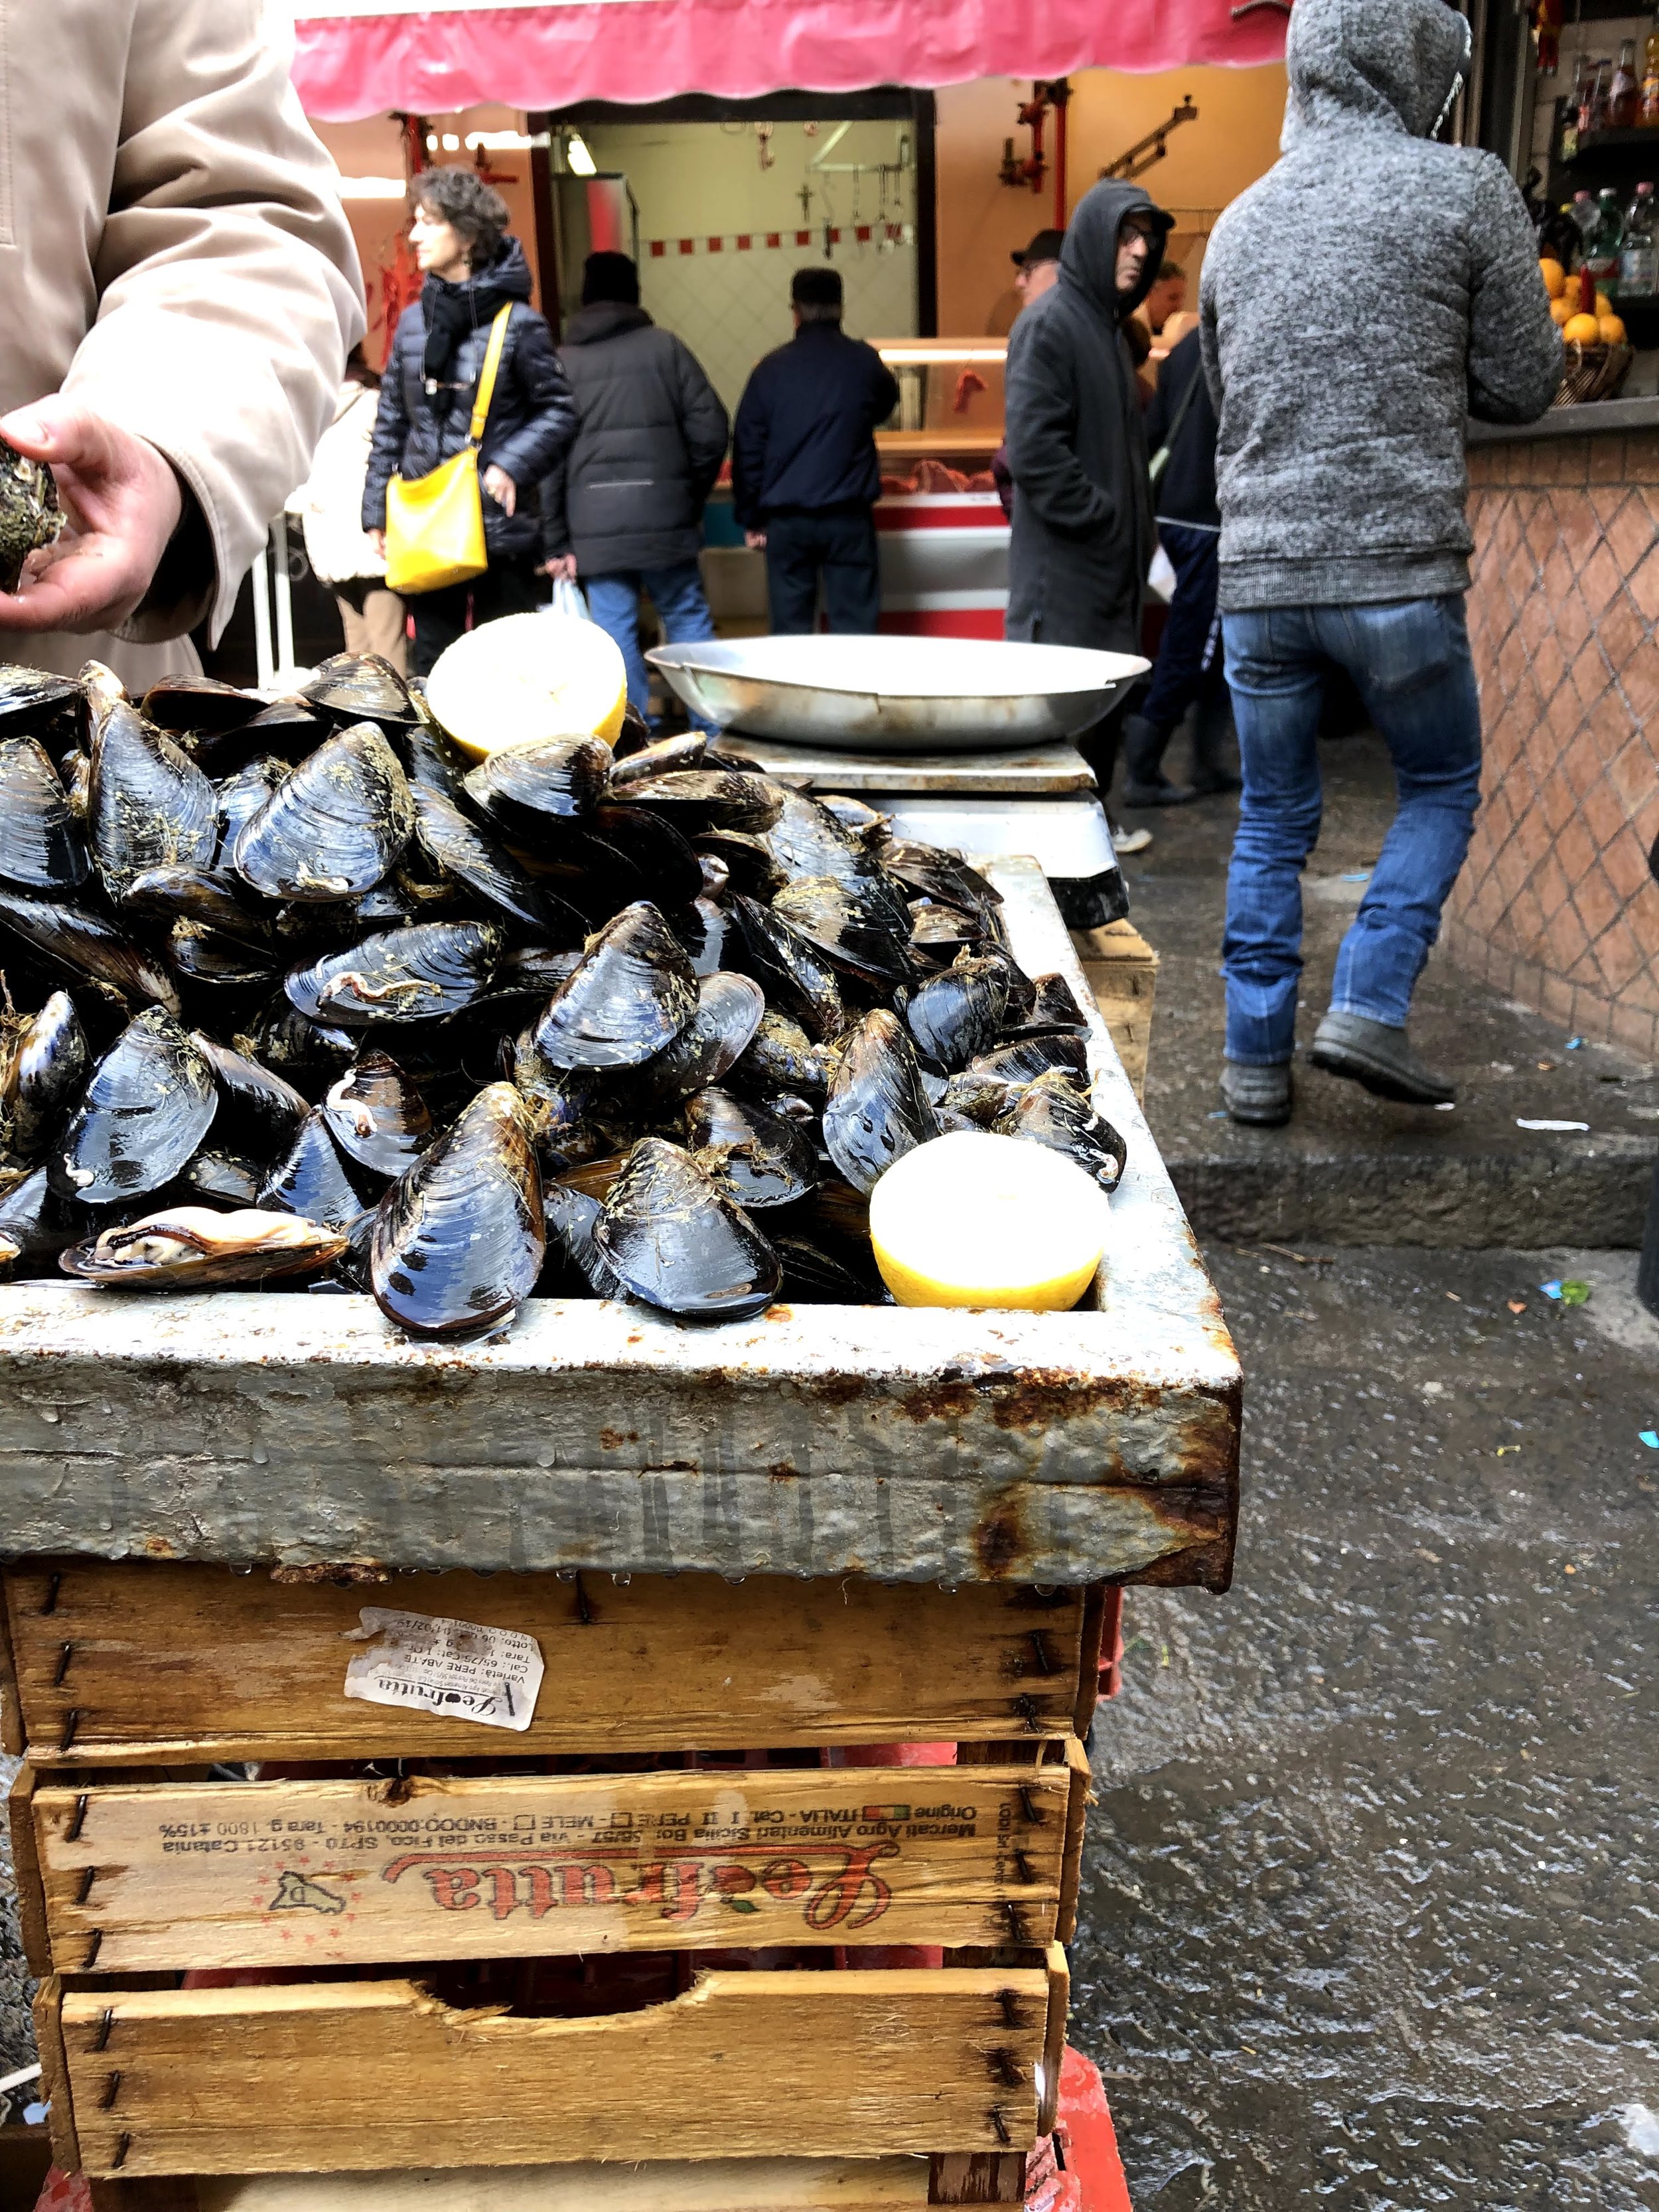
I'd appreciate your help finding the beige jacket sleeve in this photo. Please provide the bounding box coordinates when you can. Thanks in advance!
[60,0,366,644]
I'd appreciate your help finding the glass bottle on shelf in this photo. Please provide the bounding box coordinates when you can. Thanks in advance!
[1583,56,1613,137]
[1612,39,1640,129]
[1620,182,1658,302]
[1586,187,1625,293]
[1571,188,1600,261]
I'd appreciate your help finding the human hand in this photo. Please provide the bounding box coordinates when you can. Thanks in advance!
[542,553,577,581]
[482,464,517,518]
[0,398,183,635]
[368,528,387,561]
[744,528,767,550]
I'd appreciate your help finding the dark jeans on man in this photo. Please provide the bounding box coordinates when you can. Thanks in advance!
[763,505,881,633]
[409,556,544,678]
[1143,522,1224,738]
[1220,595,1483,1066]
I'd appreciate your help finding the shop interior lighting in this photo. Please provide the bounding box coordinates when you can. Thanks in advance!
[466,129,549,151]
[441,133,461,151]
[878,345,1007,364]
[337,177,410,200]
[566,132,598,176]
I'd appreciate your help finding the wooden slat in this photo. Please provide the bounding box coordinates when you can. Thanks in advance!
[33,1972,79,2176]
[8,1763,50,1976]
[55,1968,1051,2174]
[195,2159,932,2210]
[5,1564,1084,1767]
[29,1759,1077,1971]
[1039,1943,1070,2138]
[1056,1740,1092,1947]
[927,2154,1027,2205]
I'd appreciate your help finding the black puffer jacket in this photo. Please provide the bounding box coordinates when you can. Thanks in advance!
[1146,329,1219,530]
[1003,181,1172,654]
[362,238,577,564]
[542,303,729,573]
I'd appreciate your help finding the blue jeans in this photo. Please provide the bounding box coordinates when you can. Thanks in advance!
[1220,597,1482,1066]
[583,561,717,728]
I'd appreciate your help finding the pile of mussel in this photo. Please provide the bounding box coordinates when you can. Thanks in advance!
[0,649,1125,1337]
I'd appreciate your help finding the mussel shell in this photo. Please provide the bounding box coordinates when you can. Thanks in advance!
[819,794,889,838]
[638,972,765,1104]
[905,953,1011,1072]
[773,1232,890,1306]
[822,1009,940,1196]
[301,652,416,731]
[0,1162,82,1260]
[182,1149,267,1207]
[611,770,782,836]
[0,886,180,1015]
[543,1185,624,1297]
[727,1010,830,1103]
[0,737,90,891]
[49,1008,217,1204]
[731,897,844,1043]
[169,922,280,988]
[322,1051,433,1177]
[0,439,63,595]
[402,705,472,802]
[370,1081,545,1337]
[908,901,984,958]
[463,737,612,835]
[61,1205,346,1290]
[87,700,217,895]
[124,866,271,945]
[871,834,1003,918]
[141,676,266,741]
[675,895,733,980]
[258,1106,368,1226]
[609,733,707,787]
[1024,972,1090,1033]
[2,992,88,1160]
[969,1032,1089,1086]
[215,757,288,857]
[938,1069,1017,1129]
[516,1059,623,1172]
[410,784,585,940]
[496,945,584,1000]
[995,1069,1126,1192]
[190,1034,310,1153]
[592,1137,779,1322]
[234,1001,358,1096]
[587,804,704,913]
[0,666,85,758]
[233,721,415,902]
[62,750,91,822]
[695,831,787,903]
[532,901,697,1071]
[684,1086,818,1209]
[285,920,504,1029]
[770,873,916,988]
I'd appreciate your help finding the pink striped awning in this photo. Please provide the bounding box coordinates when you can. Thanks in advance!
[292,0,1289,123]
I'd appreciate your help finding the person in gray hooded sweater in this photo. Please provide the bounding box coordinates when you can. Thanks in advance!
[1200,0,1561,1126]
[1005,180,1174,817]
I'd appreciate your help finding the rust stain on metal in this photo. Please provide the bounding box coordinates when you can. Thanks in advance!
[598,1428,639,1449]
[269,1561,391,1586]
[139,1535,177,1558]
[972,1494,1027,1580]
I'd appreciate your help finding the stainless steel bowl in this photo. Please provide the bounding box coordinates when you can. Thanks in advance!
[646,634,1149,754]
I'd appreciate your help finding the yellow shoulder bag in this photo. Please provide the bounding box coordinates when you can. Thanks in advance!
[384,304,513,595]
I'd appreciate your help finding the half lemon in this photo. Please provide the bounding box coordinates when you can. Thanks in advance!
[424,611,628,761]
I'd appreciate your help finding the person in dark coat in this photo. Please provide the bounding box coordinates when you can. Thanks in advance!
[542,251,729,725]
[363,167,577,677]
[732,267,900,634]
[1003,179,1174,806]
[1119,327,1239,806]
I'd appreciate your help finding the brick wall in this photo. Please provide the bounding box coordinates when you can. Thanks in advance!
[1451,429,1659,1061]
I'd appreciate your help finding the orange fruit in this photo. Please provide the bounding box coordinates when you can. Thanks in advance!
[1562,311,1603,344]
[1595,290,1615,319]
[1550,295,1577,326]
[1540,257,1567,299]
[1599,312,1628,344]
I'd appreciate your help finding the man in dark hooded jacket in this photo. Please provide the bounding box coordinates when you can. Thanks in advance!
[543,252,729,726]
[1003,181,1173,812]
[1201,0,1560,1126]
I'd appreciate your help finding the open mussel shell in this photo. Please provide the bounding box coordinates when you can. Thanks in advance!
[0,665,86,758]
[49,1008,216,1205]
[322,1051,433,1178]
[2,992,88,1161]
[822,1009,940,1197]
[995,1069,1126,1192]
[731,896,844,1043]
[0,737,90,891]
[285,919,504,1029]
[969,1031,1089,1086]
[88,700,217,896]
[905,952,1011,1073]
[611,769,782,836]
[371,1080,545,1338]
[61,1206,346,1290]
[410,784,584,940]
[593,1137,779,1322]
[301,652,415,733]
[233,721,415,902]
[684,1086,818,1209]
[770,873,916,988]
[532,901,697,1071]
[463,737,612,836]
[727,1009,830,1103]
[609,733,707,788]
[543,1185,624,1297]
[639,972,765,1105]
[259,1107,368,1226]
[0,886,180,1015]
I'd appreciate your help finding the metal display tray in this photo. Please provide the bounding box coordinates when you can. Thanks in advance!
[0,860,1238,1587]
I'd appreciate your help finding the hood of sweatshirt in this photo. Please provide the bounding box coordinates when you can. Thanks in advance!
[563,301,653,346]
[1057,179,1174,325]
[1283,0,1472,148]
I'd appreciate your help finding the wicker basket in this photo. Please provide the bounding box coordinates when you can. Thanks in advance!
[1551,340,1635,407]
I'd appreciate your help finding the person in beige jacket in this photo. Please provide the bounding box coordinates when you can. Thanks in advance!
[0,0,365,689]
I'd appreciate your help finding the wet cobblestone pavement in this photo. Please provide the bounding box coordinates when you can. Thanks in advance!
[1072,1243,1659,2209]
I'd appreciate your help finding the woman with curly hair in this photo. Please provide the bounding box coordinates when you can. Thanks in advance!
[364,167,576,674]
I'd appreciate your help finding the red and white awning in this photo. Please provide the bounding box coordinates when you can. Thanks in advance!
[291,0,1289,123]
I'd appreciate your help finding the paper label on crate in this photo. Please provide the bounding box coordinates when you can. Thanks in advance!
[341,1609,543,1732]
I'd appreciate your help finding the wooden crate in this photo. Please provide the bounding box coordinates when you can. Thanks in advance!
[1070,921,1158,1102]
